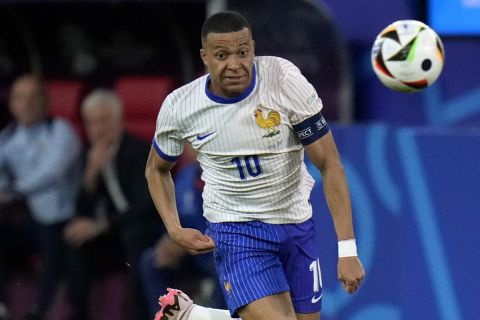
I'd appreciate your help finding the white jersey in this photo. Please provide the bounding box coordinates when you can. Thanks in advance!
[153,56,325,224]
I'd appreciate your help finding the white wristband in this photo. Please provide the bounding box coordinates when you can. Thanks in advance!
[338,239,358,257]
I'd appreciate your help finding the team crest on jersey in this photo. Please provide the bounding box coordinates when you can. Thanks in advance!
[224,281,232,293]
[254,105,281,138]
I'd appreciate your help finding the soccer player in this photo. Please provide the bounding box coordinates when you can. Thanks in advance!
[145,11,365,320]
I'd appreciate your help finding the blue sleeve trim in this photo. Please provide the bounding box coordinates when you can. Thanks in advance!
[292,112,330,146]
[152,138,180,162]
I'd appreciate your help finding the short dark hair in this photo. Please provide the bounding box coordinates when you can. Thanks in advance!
[201,11,251,43]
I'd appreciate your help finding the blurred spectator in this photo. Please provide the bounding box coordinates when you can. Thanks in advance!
[63,89,162,320]
[139,161,225,319]
[0,74,81,320]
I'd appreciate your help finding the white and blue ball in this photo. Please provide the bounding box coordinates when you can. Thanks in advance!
[371,20,445,93]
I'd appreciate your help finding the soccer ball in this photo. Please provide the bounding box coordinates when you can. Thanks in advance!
[371,20,445,93]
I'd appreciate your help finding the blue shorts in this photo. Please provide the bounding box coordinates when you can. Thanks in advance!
[206,219,322,317]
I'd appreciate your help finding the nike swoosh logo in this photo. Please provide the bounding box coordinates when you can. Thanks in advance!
[197,132,216,140]
[311,294,322,304]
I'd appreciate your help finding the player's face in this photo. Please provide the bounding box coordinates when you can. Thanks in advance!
[9,77,47,127]
[201,28,255,98]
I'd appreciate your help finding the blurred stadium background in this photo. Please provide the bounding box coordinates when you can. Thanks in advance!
[0,0,479,319]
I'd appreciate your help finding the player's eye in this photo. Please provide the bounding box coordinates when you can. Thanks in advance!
[239,50,248,57]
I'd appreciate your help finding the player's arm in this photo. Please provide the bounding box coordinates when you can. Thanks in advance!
[305,132,354,240]
[305,132,365,294]
[145,146,215,255]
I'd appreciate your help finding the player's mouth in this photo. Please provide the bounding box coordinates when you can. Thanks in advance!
[224,75,247,82]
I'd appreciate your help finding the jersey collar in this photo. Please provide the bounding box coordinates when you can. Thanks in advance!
[205,64,256,104]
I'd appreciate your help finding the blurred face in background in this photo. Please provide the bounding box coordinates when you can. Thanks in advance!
[82,100,123,146]
[9,75,48,127]
[201,27,255,98]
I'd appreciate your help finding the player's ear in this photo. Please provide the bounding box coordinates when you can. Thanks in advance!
[200,48,208,66]
[252,40,255,55]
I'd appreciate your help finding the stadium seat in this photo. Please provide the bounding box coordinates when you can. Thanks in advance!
[115,76,178,141]
[46,80,86,137]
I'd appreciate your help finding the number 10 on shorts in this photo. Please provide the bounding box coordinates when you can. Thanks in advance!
[310,259,323,293]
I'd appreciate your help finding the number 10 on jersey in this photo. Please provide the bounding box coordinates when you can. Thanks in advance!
[231,155,262,180]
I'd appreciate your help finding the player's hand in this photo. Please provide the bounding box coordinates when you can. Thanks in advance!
[338,256,365,294]
[168,227,215,255]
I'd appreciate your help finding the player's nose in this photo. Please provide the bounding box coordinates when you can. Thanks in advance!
[226,55,241,70]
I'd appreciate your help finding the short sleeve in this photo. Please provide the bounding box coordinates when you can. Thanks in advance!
[281,64,324,125]
[152,96,184,162]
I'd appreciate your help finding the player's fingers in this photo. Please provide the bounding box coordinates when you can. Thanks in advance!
[199,234,216,246]
[345,280,358,293]
[191,231,214,243]
[190,237,215,250]
[340,277,359,293]
[339,277,349,290]
[187,246,215,255]
[194,247,216,255]
[203,234,215,244]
